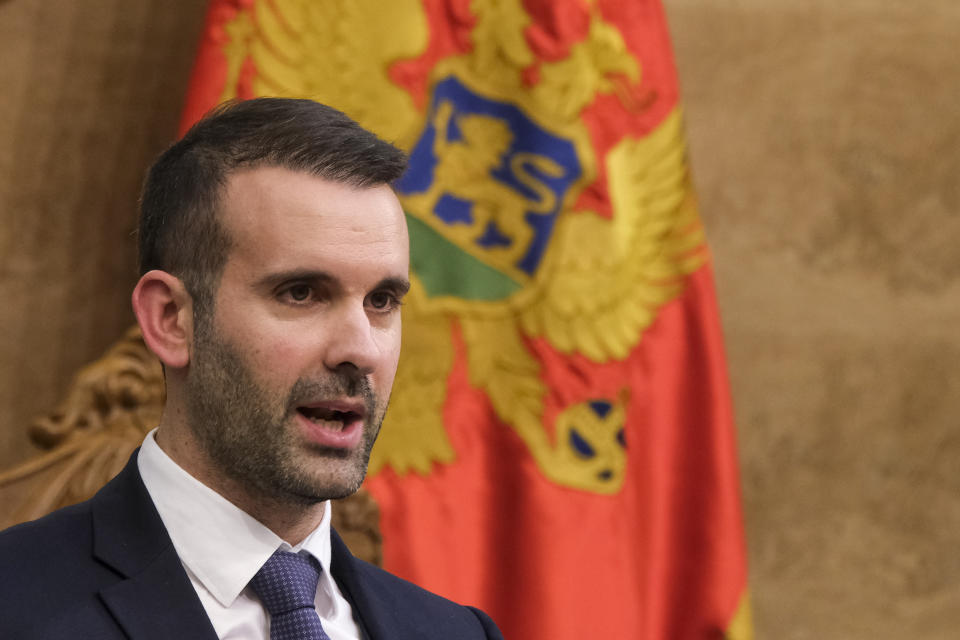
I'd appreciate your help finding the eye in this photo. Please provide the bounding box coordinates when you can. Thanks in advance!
[368,291,399,311]
[283,283,313,302]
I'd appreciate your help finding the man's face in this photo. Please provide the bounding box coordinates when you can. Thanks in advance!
[184,166,409,505]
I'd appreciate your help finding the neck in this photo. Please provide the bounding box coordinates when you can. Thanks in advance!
[227,492,327,547]
[154,423,326,546]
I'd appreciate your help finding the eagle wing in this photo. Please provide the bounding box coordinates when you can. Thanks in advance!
[241,0,428,144]
[519,108,708,362]
[367,281,456,476]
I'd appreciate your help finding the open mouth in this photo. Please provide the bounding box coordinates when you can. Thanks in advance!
[294,399,368,449]
[297,406,360,430]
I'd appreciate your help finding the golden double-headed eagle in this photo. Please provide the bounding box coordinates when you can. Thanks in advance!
[219,0,706,494]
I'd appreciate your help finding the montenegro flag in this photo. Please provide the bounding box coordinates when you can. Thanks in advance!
[181,1,753,638]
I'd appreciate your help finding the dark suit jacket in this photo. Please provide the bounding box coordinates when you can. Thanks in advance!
[0,453,503,639]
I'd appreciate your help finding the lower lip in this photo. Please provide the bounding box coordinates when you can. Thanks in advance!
[296,412,365,449]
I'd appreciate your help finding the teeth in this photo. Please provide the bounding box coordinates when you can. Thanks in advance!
[305,415,343,430]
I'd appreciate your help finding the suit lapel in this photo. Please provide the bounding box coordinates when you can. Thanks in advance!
[329,530,404,640]
[99,545,219,640]
[91,453,218,640]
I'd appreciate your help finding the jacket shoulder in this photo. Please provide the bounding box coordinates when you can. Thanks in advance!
[0,498,96,562]
[0,498,125,637]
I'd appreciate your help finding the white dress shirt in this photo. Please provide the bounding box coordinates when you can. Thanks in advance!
[137,429,363,640]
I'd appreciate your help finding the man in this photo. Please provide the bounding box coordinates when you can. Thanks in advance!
[0,98,503,640]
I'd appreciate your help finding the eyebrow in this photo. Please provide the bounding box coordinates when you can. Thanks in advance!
[256,269,411,296]
[256,269,336,291]
[378,276,412,296]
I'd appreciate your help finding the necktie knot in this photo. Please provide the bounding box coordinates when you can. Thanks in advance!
[250,550,322,616]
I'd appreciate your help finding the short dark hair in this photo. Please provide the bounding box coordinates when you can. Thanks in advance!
[138,97,408,312]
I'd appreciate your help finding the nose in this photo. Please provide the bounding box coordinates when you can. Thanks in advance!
[323,302,379,375]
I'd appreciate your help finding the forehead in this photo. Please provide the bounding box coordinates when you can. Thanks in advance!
[217,166,409,278]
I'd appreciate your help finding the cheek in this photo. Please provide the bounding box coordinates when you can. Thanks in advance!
[265,336,321,379]
[223,322,309,381]
[375,326,403,387]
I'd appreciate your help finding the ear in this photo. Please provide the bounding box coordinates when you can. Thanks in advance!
[131,270,195,369]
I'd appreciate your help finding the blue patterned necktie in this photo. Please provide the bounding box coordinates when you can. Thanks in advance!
[249,550,333,640]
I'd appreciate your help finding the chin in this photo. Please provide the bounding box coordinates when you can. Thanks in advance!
[285,453,370,502]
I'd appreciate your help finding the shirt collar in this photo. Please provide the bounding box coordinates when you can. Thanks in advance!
[137,429,333,608]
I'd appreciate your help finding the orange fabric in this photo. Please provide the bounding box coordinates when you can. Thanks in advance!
[365,267,748,639]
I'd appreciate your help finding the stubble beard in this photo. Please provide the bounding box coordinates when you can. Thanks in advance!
[184,317,384,507]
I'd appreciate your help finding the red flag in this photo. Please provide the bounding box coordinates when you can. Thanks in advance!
[181,1,752,638]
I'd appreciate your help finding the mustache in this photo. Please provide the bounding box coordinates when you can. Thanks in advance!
[285,370,376,413]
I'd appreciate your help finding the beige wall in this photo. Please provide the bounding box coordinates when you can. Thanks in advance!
[664,0,960,637]
[1,0,957,637]
[0,0,205,468]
